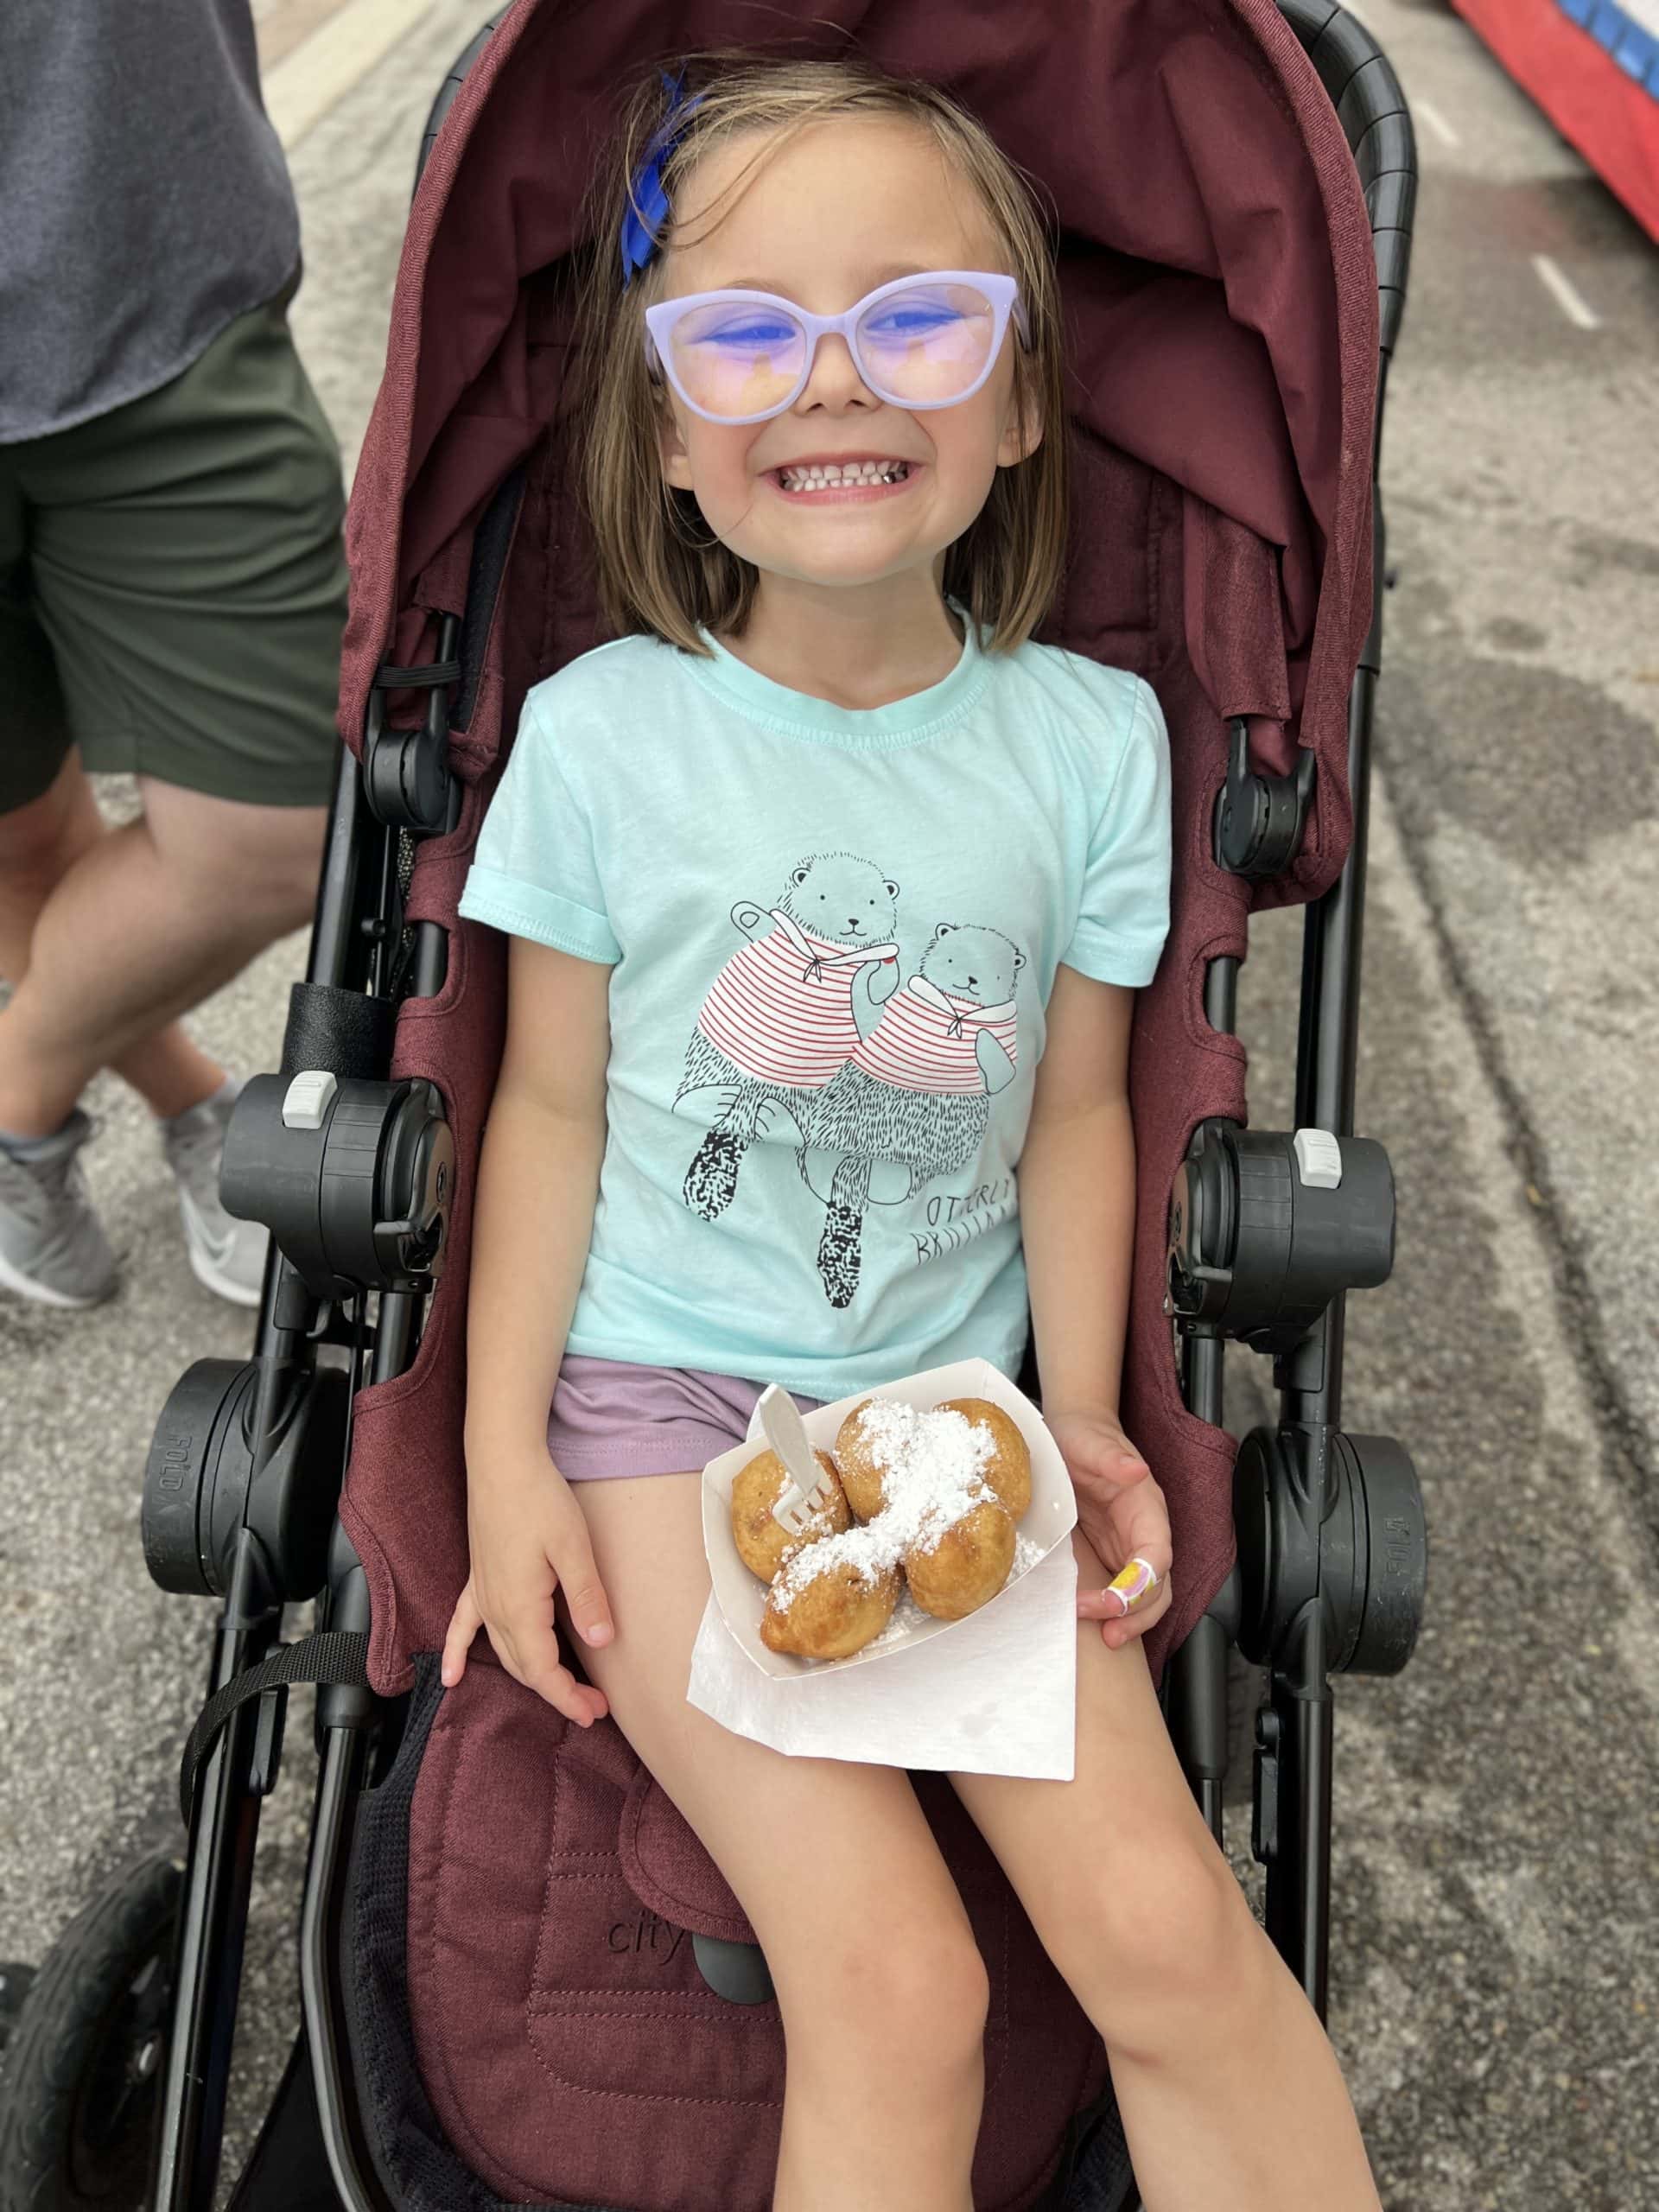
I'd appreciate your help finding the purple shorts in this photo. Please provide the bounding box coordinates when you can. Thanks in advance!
[546,1354,826,1482]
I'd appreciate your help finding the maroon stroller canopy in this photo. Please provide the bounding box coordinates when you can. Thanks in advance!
[346,0,1376,806]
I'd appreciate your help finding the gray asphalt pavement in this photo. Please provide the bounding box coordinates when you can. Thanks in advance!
[2,2,1656,2207]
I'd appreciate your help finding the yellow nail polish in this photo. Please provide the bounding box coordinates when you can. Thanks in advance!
[1105,1557,1158,1614]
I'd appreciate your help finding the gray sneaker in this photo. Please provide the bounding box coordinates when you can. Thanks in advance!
[161,1079,269,1308]
[0,1109,118,1308]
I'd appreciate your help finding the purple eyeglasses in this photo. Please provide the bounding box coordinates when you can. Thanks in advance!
[643,271,1029,426]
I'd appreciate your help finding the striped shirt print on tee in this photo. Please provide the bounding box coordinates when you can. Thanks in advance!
[849,984,1020,1095]
[696,921,896,1086]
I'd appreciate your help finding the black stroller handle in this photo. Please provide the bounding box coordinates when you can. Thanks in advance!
[1280,0,1417,359]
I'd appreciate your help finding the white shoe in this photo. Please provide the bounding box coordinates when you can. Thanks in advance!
[160,1078,269,1307]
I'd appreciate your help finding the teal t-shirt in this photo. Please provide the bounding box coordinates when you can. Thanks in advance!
[457,616,1171,1400]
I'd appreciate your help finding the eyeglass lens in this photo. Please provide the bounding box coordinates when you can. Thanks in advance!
[664,280,1001,420]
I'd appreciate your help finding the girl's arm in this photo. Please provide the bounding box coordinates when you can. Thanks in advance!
[1021,963,1175,1645]
[466,933,610,1465]
[442,933,616,1721]
[1020,963,1138,1420]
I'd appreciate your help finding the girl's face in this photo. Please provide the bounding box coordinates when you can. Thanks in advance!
[653,115,1039,599]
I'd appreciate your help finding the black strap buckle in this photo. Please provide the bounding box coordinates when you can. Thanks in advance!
[363,613,461,836]
[1212,719,1316,880]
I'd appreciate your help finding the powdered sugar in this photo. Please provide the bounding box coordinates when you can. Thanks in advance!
[816,1514,1053,1655]
[772,1398,1006,1603]
[1013,1529,1046,1572]
[864,1586,929,1650]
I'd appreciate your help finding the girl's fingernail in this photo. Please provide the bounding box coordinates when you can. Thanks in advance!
[1104,1557,1159,1616]
[584,1620,613,1648]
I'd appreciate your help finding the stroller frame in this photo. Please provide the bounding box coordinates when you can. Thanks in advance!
[0,9,1425,2212]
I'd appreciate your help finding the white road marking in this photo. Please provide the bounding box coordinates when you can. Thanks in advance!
[1414,99,1461,149]
[264,0,440,149]
[1530,254,1604,331]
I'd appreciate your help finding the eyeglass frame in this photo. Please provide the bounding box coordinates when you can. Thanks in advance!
[641,270,1030,427]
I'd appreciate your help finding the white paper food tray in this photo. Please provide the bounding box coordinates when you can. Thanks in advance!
[700,1357,1077,1681]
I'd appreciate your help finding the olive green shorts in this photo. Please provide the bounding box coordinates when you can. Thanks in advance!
[0,281,349,815]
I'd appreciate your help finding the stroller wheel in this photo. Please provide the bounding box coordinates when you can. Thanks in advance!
[0,1853,181,2212]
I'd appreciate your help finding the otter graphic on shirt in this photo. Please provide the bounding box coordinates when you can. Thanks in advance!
[673,851,901,1222]
[799,921,1023,1307]
[676,849,1024,1311]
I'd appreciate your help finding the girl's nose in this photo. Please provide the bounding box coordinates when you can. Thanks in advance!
[795,332,875,412]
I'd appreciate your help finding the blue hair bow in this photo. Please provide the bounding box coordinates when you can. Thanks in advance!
[620,70,702,289]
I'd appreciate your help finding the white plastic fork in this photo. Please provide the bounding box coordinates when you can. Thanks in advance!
[757,1384,838,1535]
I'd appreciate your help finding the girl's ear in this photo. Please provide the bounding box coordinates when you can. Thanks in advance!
[997,381,1043,469]
[658,402,695,490]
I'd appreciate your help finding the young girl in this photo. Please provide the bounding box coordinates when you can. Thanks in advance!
[442,54,1382,2212]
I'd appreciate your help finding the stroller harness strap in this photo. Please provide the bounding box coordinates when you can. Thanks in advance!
[178,1630,372,1825]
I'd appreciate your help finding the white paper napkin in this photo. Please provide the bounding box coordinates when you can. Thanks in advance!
[686,1543,1077,1779]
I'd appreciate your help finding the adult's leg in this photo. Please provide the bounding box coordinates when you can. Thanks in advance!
[0,750,230,1122]
[1,283,345,1136]
[947,1526,1382,2212]
[564,1471,988,2212]
[0,768,322,1135]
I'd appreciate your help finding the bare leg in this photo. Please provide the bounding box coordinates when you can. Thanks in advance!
[949,1527,1383,2212]
[0,760,323,1135]
[563,1472,988,2212]
[0,755,226,1120]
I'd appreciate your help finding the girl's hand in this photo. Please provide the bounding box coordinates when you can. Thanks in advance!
[1045,1407,1173,1649]
[441,1452,614,1726]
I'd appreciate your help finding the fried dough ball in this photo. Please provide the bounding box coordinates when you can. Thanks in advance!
[935,1398,1032,1519]
[905,1497,1015,1621]
[730,1447,849,1584]
[760,1556,901,1660]
[833,1399,890,1521]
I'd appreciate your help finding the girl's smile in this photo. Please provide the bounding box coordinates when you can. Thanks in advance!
[764,454,922,501]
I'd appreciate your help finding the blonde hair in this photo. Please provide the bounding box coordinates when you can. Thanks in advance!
[572,53,1069,656]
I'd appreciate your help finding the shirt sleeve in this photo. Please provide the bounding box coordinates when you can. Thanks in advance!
[1060,677,1173,988]
[457,692,620,965]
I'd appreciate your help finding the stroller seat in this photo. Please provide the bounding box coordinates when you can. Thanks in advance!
[353,1657,1109,2209]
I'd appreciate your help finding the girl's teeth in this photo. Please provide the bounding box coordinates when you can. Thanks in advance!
[779,461,910,492]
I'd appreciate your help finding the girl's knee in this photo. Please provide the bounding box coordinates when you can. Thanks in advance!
[780,1914,989,2075]
[1059,1838,1256,2057]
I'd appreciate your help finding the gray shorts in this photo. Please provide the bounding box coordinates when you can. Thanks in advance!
[0,278,347,815]
[547,1355,826,1481]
